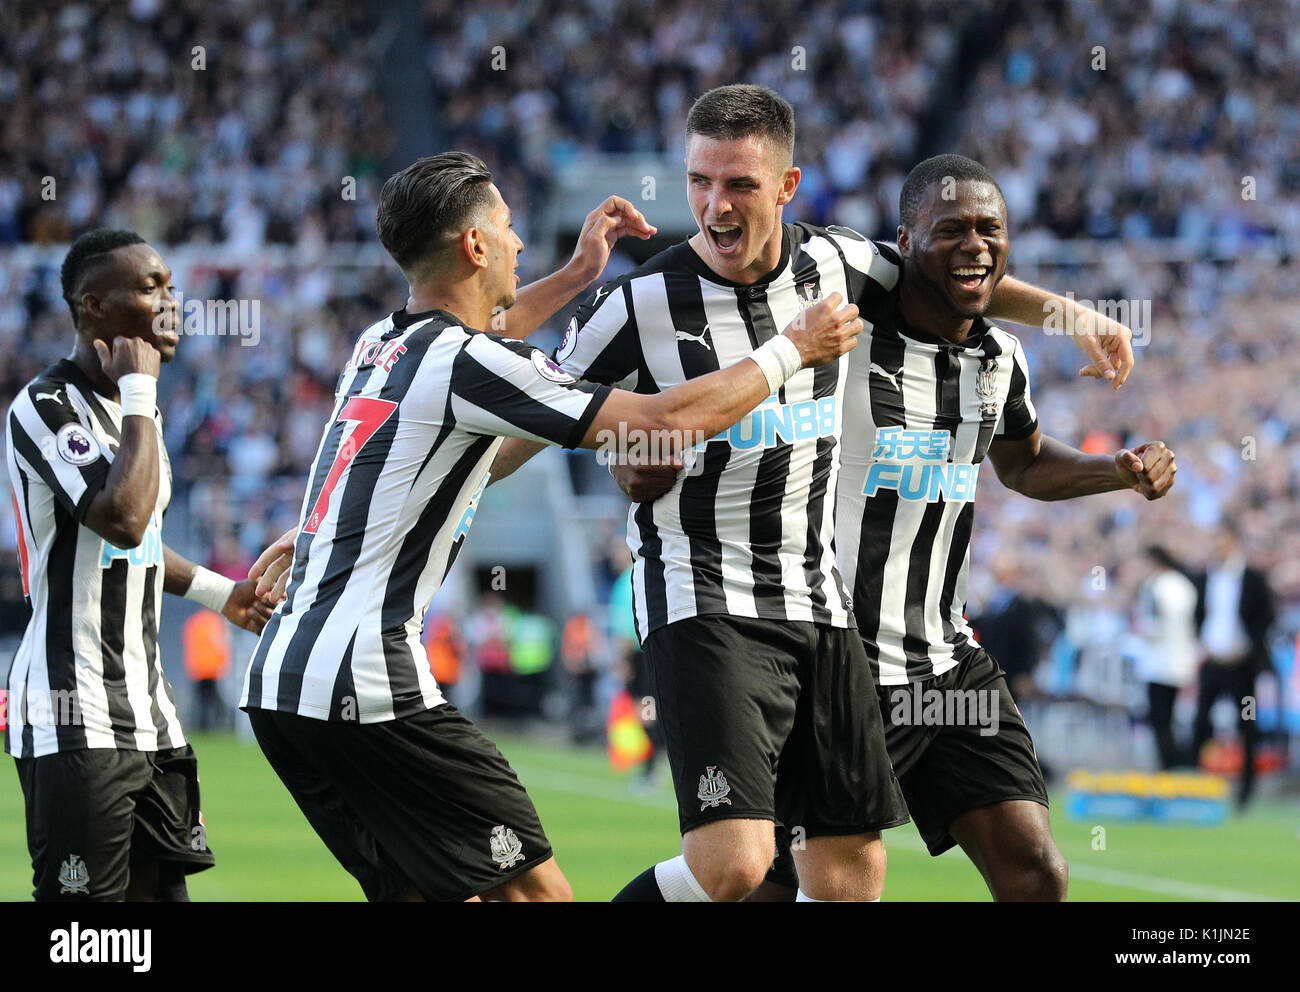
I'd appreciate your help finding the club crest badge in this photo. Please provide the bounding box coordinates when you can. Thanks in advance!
[697,765,733,810]
[490,824,525,870]
[55,423,101,466]
[797,282,823,312]
[58,854,90,895]
[976,357,1000,418]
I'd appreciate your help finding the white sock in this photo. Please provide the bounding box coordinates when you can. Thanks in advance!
[654,856,712,902]
[797,889,882,902]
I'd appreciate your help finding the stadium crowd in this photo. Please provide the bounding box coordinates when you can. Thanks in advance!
[0,0,1296,770]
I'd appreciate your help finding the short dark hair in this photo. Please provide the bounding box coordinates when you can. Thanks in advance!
[61,229,145,327]
[376,152,496,271]
[686,84,795,163]
[899,154,1005,230]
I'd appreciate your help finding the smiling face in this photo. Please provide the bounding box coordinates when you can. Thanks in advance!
[685,133,799,284]
[899,179,1009,321]
[78,243,180,362]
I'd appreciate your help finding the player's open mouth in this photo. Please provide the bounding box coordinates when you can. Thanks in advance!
[950,265,989,291]
[708,224,742,254]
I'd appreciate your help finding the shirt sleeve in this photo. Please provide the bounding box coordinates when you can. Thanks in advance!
[6,386,112,522]
[825,226,901,321]
[450,332,611,449]
[553,279,642,388]
[995,339,1039,441]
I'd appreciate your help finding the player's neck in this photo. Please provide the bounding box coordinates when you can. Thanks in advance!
[70,338,121,402]
[405,281,492,334]
[898,273,976,344]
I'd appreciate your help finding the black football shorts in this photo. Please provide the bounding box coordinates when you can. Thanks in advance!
[877,646,1049,856]
[248,703,553,902]
[641,614,909,839]
[767,645,1050,888]
[14,744,214,901]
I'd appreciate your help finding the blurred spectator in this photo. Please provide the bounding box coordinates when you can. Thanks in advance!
[608,556,661,787]
[970,554,1063,700]
[1133,544,1199,769]
[182,609,231,732]
[1191,523,1276,806]
[423,612,467,702]
[560,613,605,745]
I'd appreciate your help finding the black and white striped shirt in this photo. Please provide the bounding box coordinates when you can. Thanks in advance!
[835,262,1038,685]
[556,223,898,641]
[240,308,610,723]
[5,359,184,758]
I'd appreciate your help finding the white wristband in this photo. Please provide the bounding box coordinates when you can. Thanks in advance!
[117,374,157,419]
[186,566,236,612]
[749,335,803,394]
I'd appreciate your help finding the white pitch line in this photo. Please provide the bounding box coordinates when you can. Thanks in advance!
[1058,862,1276,902]
[512,762,1282,902]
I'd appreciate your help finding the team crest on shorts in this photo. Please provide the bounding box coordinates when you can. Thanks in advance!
[58,854,90,895]
[697,766,733,810]
[489,824,524,870]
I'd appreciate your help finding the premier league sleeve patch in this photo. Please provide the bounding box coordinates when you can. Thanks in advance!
[532,349,577,385]
[55,422,102,466]
[555,316,579,364]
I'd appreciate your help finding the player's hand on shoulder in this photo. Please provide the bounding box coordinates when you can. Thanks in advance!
[93,336,161,381]
[610,457,681,503]
[569,196,658,285]
[1116,441,1176,500]
[222,578,278,634]
[250,527,297,603]
[781,292,863,367]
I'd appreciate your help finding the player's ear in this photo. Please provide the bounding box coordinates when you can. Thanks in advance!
[462,227,489,271]
[79,291,104,322]
[776,166,800,206]
[896,226,911,257]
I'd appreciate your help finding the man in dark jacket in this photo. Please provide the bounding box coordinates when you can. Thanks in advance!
[1191,524,1275,808]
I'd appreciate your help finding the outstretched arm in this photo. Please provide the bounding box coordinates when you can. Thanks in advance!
[987,427,1176,501]
[577,295,862,450]
[165,545,275,633]
[988,276,1135,389]
[498,197,656,340]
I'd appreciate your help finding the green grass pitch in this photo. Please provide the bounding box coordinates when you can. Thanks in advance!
[2,731,1296,901]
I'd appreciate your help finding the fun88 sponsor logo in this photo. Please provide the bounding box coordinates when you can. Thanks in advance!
[100,515,165,568]
[708,395,838,451]
[863,427,978,502]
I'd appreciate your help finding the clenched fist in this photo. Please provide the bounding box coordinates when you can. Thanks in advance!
[1116,441,1176,500]
[781,293,863,368]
